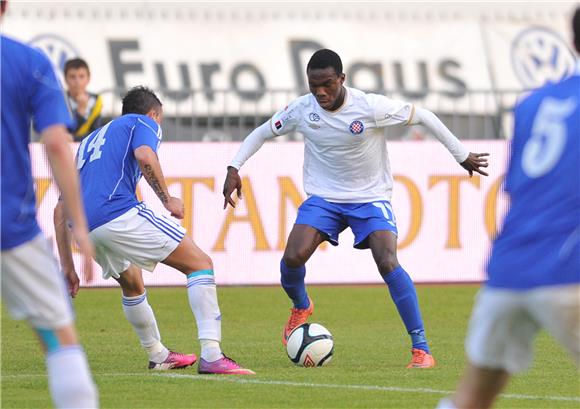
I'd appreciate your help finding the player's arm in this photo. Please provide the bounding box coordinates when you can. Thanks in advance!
[134,146,184,219]
[223,121,276,208]
[42,125,95,284]
[54,200,80,297]
[409,107,489,177]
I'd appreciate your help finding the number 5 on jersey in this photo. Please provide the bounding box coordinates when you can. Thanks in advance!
[76,122,110,170]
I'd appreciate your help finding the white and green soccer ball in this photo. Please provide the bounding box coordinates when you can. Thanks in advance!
[286,323,334,367]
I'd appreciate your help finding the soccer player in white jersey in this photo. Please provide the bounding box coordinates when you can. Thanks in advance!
[438,8,580,408]
[55,87,254,375]
[0,1,98,407]
[223,49,489,368]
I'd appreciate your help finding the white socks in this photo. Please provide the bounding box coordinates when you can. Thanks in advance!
[200,339,222,362]
[46,346,98,408]
[186,270,223,361]
[122,292,169,363]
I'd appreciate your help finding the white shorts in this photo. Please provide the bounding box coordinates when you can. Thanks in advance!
[466,285,580,374]
[1,234,74,329]
[90,203,186,279]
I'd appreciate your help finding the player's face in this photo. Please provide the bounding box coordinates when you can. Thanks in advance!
[65,68,90,96]
[307,67,345,111]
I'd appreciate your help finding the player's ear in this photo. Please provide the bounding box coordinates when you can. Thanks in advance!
[338,73,345,84]
[147,107,163,124]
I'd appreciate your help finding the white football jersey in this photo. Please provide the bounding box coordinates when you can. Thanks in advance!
[270,87,413,203]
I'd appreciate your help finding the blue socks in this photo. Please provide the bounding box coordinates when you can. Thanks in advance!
[280,260,310,309]
[383,266,430,353]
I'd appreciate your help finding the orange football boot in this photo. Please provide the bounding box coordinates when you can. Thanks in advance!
[282,298,314,346]
[406,348,436,368]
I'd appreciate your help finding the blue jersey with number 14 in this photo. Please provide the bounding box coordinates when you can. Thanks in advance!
[77,114,162,231]
[487,68,580,289]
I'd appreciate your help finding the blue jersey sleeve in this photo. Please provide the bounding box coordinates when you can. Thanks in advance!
[131,116,162,153]
[30,51,74,133]
[503,105,521,194]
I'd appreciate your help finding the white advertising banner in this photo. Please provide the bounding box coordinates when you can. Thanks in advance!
[31,141,508,287]
[4,3,574,117]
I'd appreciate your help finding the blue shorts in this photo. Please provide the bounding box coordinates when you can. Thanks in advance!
[295,196,398,249]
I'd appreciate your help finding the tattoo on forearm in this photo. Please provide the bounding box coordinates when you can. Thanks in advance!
[143,164,168,204]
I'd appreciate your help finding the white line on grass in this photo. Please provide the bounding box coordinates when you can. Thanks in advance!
[3,372,579,403]
[154,373,580,403]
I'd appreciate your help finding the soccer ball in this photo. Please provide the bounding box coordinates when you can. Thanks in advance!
[286,323,334,367]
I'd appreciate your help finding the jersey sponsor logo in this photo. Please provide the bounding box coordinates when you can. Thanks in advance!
[275,120,282,130]
[309,112,320,122]
[349,120,364,135]
[511,27,576,89]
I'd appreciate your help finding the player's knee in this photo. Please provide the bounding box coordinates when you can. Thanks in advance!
[191,253,213,272]
[282,252,306,268]
[377,255,399,276]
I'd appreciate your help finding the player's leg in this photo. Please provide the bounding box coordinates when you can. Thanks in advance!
[280,224,325,344]
[1,235,98,408]
[528,284,580,367]
[439,288,539,408]
[163,237,254,374]
[115,264,196,370]
[100,204,251,374]
[282,224,325,308]
[91,213,196,371]
[345,200,433,366]
[281,197,344,344]
[367,230,434,367]
[438,364,510,409]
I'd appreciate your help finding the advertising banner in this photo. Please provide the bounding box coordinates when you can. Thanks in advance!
[4,4,574,117]
[31,141,508,287]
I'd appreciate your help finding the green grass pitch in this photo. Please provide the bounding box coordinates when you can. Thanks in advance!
[2,285,579,408]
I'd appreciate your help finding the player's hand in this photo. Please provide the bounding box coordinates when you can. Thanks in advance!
[71,228,95,285]
[460,152,490,177]
[165,196,185,219]
[63,268,81,298]
[223,166,242,209]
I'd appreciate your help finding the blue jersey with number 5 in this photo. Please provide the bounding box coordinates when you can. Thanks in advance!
[487,68,580,289]
[77,114,162,231]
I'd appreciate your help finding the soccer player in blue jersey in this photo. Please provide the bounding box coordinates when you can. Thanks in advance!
[439,8,580,409]
[0,1,98,407]
[54,86,254,375]
[223,49,489,368]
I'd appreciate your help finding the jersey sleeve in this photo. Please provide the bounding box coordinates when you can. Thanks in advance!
[30,51,74,133]
[131,116,162,153]
[370,94,415,128]
[269,99,301,136]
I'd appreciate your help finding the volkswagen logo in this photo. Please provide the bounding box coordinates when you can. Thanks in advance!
[511,27,575,89]
[29,34,80,77]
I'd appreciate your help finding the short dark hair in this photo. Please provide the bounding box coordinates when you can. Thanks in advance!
[307,49,343,76]
[121,86,162,115]
[64,58,90,75]
[573,7,580,53]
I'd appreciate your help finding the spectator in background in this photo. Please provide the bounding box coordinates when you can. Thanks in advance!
[64,58,103,141]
